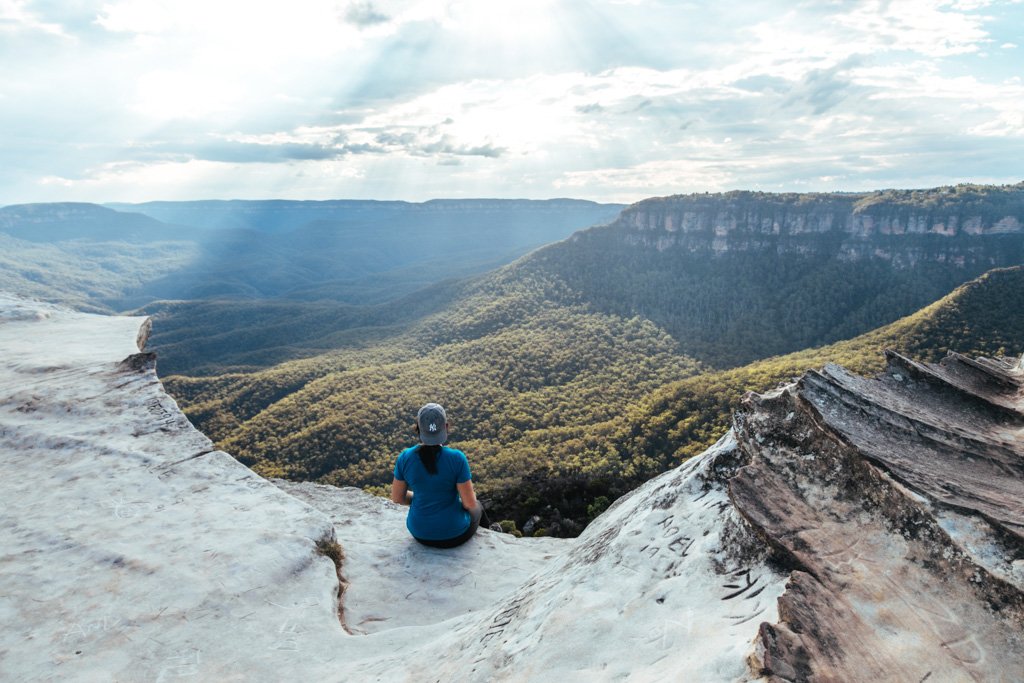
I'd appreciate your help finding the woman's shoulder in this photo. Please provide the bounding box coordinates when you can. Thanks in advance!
[397,445,420,461]
[441,446,469,467]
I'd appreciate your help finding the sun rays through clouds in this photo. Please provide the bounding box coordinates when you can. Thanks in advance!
[1,0,1022,203]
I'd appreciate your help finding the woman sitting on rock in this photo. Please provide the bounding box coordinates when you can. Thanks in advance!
[391,403,483,548]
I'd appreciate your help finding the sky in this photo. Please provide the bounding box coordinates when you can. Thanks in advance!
[1,0,1022,204]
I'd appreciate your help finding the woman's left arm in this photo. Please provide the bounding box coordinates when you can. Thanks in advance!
[456,480,477,511]
[391,478,413,505]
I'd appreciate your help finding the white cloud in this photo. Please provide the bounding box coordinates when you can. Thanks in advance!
[2,0,1023,203]
[555,159,736,198]
[946,0,995,9]
[0,0,67,36]
[132,69,244,120]
[38,158,367,200]
[738,0,991,69]
[833,2,988,57]
[968,111,1024,136]
[344,1,390,27]
[93,0,174,33]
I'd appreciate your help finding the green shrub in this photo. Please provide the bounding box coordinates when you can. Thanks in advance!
[498,520,523,538]
[587,496,611,520]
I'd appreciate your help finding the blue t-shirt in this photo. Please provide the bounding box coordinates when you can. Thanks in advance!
[393,445,472,541]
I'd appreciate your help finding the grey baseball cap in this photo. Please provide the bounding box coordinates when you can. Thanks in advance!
[417,403,448,445]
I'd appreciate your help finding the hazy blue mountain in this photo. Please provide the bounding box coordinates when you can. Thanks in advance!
[0,203,198,242]
[0,232,199,313]
[105,198,624,235]
[1,199,625,310]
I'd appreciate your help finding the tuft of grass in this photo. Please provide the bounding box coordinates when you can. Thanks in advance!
[314,532,354,634]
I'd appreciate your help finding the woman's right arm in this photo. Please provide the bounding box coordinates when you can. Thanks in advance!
[391,478,413,505]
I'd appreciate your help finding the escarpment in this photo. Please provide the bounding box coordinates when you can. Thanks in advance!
[537,187,1024,370]
[2,295,1021,681]
[606,184,1024,266]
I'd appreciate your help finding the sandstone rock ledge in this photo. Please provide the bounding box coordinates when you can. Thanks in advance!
[1,295,1021,682]
[0,295,345,681]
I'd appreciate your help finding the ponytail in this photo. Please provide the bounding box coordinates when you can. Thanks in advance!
[417,444,441,475]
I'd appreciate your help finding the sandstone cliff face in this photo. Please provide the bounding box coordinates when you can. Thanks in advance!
[3,296,1022,681]
[611,187,1024,267]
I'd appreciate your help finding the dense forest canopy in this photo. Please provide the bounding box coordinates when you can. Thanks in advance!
[625,181,1024,215]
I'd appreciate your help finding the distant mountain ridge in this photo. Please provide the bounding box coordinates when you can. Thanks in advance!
[0,202,194,242]
[0,198,624,309]
[105,198,624,234]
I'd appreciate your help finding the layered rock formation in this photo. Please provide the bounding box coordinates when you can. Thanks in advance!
[2,295,1021,681]
[732,351,1024,681]
[607,185,1024,266]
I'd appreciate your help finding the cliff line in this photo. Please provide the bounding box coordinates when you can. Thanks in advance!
[609,182,1024,263]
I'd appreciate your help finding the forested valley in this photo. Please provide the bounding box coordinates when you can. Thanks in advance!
[159,185,1024,536]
